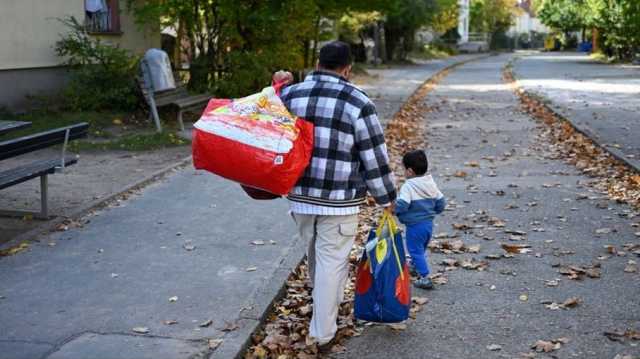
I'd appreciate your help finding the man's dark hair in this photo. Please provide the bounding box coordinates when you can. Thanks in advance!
[402,150,428,175]
[318,41,352,70]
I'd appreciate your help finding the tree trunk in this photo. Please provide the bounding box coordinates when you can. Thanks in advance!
[311,16,321,67]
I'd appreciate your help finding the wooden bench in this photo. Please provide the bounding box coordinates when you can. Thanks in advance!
[0,123,89,219]
[139,60,211,133]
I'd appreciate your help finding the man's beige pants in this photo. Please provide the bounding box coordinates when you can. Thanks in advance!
[292,213,359,345]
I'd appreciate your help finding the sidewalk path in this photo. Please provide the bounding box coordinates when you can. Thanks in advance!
[513,52,640,171]
[358,55,481,125]
[0,54,485,359]
[340,55,639,358]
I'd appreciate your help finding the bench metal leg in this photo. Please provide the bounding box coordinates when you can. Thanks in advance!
[147,97,163,133]
[0,175,51,220]
[177,110,185,132]
[40,175,49,218]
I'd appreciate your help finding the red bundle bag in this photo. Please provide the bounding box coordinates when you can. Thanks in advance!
[192,83,313,196]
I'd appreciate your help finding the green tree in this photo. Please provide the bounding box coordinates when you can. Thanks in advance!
[128,0,321,96]
[382,0,440,61]
[431,0,460,34]
[469,0,518,41]
[585,0,640,60]
[537,0,586,36]
[55,17,139,111]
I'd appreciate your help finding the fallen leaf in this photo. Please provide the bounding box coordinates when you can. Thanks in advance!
[0,242,30,257]
[208,338,223,350]
[430,273,448,285]
[132,327,149,334]
[182,243,196,252]
[467,244,481,253]
[531,340,560,352]
[562,297,581,308]
[501,243,532,254]
[388,323,407,331]
[544,279,560,287]
[221,321,239,332]
[412,296,428,305]
[200,319,213,328]
[544,302,562,310]
[624,263,637,273]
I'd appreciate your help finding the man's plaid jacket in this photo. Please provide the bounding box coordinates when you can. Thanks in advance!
[280,70,397,210]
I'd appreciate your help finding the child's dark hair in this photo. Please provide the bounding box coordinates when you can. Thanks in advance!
[402,150,428,175]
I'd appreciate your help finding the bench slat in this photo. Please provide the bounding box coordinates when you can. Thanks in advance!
[0,157,77,190]
[0,123,89,161]
[173,94,211,108]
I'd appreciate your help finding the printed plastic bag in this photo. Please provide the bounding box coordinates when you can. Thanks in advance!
[354,212,411,323]
[192,82,313,195]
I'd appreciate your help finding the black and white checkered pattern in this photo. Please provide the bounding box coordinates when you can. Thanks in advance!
[280,70,397,207]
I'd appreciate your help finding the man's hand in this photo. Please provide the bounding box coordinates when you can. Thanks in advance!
[273,70,294,85]
[383,202,396,215]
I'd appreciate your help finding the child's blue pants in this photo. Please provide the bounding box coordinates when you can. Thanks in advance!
[405,221,433,277]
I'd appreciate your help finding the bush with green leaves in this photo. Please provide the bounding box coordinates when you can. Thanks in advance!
[55,17,139,111]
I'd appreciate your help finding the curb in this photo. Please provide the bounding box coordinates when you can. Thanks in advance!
[508,57,640,174]
[1,154,193,252]
[218,52,494,359]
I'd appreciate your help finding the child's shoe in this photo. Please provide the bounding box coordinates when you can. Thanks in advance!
[414,276,434,290]
[409,265,419,278]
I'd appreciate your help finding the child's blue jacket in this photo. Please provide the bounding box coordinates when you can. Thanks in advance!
[394,174,445,225]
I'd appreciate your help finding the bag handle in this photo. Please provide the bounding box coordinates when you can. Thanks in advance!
[375,212,405,280]
[271,79,288,96]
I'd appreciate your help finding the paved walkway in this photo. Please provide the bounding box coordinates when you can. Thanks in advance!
[0,55,484,359]
[340,55,640,358]
[359,55,480,125]
[513,52,640,170]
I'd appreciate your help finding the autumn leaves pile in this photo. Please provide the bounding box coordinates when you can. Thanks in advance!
[503,63,640,211]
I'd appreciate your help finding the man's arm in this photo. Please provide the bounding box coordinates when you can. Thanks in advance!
[354,102,397,206]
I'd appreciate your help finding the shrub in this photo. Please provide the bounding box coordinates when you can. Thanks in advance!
[55,17,139,111]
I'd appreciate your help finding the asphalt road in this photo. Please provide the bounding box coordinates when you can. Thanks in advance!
[513,52,640,171]
[340,54,640,359]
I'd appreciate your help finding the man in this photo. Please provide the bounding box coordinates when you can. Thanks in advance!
[276,41,396,350]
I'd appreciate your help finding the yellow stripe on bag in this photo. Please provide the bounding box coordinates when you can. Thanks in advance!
[375,212,404,280]
[375,236,388,263]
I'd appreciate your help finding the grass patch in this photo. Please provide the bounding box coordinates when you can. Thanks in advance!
[0,109,190,151]
[0,110,121,140]
[72,131,189,152]
[411,44,459,60]
[589,51,625,64]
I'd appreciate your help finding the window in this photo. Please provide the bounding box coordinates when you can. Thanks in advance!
[85,0,121,34]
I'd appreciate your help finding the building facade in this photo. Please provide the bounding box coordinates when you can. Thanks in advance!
[0,0,160,111]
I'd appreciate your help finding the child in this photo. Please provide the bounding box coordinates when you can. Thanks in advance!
[394,150,445,290]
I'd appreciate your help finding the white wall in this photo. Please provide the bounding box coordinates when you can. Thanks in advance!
[0,0,84,69]
[509,13,550,35]
[0,0,159,70]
